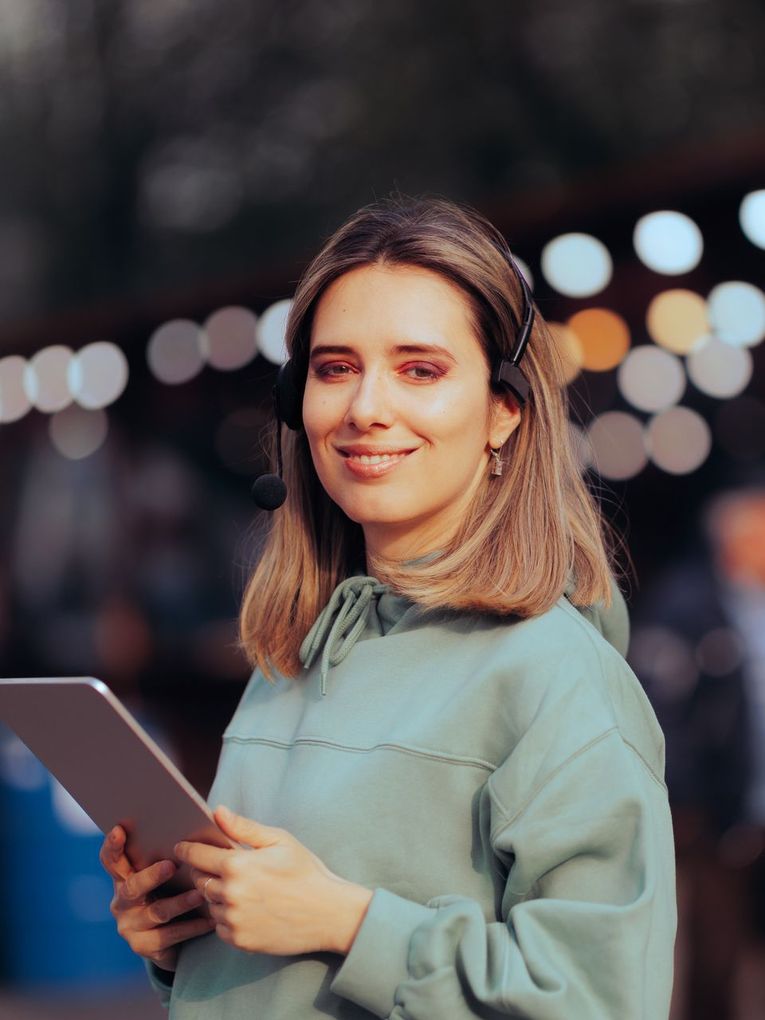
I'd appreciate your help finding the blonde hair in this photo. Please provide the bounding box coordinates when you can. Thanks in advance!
[240,196,625,677]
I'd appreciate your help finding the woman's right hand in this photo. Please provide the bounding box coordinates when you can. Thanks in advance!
[99,824,217,973]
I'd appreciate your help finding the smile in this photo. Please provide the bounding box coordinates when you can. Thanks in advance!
[338,448,416,477]
[347,453,407,464]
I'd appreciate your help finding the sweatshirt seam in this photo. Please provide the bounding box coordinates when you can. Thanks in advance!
[490,727,667,842]
[223,734,496,772]
[556,597,666,792]
[622,737,668,792]
[489,726,619,827]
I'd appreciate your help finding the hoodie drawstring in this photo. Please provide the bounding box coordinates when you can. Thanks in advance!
[299,576,386,696]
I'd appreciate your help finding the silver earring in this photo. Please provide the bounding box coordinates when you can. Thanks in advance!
[490,447,504,476]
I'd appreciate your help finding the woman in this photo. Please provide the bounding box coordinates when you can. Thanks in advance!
[100,196,676,1018]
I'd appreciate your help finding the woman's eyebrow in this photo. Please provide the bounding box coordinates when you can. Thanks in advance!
[309,342,457,362]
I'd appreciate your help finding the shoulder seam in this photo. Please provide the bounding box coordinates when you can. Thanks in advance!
[490,727,667,837]
[490,726,619,827]
[622,736,667,792]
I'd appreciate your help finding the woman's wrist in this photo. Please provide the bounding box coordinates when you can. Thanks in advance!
[329,880,374,956]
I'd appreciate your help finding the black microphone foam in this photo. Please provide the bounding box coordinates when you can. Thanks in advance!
[251,473,287,511]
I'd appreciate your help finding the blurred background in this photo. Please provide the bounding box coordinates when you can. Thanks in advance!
[0,0,763,1016]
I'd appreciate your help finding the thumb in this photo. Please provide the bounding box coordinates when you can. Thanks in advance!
[214,804,283,848]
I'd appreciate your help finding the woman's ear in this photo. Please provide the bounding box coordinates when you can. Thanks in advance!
[489,391,522,448]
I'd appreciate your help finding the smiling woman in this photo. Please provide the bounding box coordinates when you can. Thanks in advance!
[101,196,676,1020]
[303,263,521,563]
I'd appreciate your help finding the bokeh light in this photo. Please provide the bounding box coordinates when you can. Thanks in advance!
[0,355,32,423]
[617,345,685,412]
[202,306,259,371]
[633,210,703,274]
[257,299,292,364]
[695,627,743,677]
[68,342,129,409]
[548,322,584,384]
[540,233,613,298]
[49,406,109,460]
[686,336,753,398]
[714,396,765,461]
[739,190,765,249]
[586,411,647,480]
[23,345,74,413]
[0,733,47,790]
[147,319,205,384]
[629,626,699,700]
[646,406,711,474]
[566,308,630,371]
[646,289,709,353]
[707,281,765,347]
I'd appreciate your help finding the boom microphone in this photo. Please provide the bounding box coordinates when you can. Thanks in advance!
[251,473,287,511]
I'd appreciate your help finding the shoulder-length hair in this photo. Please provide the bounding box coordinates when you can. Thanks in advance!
[239,195,624,678]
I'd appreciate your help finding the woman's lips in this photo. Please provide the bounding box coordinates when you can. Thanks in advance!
[339,449,415,478]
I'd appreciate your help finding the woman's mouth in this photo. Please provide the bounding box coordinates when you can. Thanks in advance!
[338,448,415,477]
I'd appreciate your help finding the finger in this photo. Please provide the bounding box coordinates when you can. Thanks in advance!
[200,878,225,905]
[214,804,282,848]
[135,915,216,956]
[134,888,206,931]
[99,826,134,882]
[188,869,223,903]
[174,840,230,875]
[213,920,235,945]
[120,859,176,903]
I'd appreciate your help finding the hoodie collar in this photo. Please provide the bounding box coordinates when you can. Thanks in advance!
[564,571,630,658]
[302,569,630,698]
[299,575,401,696]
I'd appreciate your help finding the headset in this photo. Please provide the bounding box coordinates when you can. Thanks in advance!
[252,245,535,510]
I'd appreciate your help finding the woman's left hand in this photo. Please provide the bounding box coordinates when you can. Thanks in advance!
[174,805,373,957]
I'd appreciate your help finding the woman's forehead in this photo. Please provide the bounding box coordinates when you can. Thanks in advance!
[310,263,481,354]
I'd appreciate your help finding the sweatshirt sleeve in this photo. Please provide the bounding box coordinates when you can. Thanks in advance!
[145,959,173,1009]
[329,728,676,1019]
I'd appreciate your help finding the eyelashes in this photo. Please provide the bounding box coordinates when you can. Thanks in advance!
[312,362,447,382]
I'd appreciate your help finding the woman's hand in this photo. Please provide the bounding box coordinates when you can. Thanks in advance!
[175,805,373,957]
[99,824,217,972]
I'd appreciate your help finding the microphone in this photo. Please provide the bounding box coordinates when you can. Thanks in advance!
[251,385,288,511]
[251,473,287,511]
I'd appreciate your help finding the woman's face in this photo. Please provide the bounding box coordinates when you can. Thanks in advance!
[303,263,520,561]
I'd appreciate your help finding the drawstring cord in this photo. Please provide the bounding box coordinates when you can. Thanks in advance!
[299,576,386,695]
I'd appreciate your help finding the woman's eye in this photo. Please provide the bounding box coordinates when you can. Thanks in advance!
[403,363,443,380]
[315,363,353,378]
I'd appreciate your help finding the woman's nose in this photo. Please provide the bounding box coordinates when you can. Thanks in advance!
[344,371,393,431]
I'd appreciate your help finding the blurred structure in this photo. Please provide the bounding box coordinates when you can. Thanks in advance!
[630,480,765,1019]
[0,0,763,1014]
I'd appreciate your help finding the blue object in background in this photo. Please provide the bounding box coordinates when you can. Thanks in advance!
[0,724,145,989]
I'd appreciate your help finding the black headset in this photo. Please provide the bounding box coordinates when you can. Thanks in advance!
[252,246,535,511]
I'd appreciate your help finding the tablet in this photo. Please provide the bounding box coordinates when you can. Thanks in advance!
[0,677,234,896]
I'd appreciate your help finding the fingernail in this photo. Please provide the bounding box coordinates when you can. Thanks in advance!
[161,861,175,879]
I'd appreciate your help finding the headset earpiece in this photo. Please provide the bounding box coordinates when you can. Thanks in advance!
[491,359,531,408]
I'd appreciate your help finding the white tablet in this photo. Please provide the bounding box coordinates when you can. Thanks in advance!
[0,677,234,895]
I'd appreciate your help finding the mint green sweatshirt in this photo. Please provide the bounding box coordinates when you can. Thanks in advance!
[149,574,676,1018]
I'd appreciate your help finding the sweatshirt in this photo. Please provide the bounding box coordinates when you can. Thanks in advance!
[148,573,676,1018]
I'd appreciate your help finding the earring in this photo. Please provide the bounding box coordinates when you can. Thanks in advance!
[489,446,504,476]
